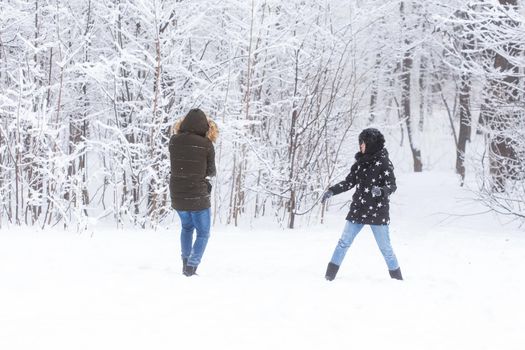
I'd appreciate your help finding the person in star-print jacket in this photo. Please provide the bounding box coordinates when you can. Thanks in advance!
[322,128,403,281]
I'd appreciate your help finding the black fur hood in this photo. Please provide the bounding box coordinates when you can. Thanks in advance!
[358,128,385,155]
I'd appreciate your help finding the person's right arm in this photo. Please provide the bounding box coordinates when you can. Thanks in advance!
[206,143,216,178]
[329,163,357,195]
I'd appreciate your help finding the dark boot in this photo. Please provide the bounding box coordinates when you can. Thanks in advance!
[389,267,403,280]
[325,262,340,281]
[183,265,198,277]
[182,258,188,274]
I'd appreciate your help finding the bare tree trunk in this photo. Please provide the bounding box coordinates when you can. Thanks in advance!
[287,44,300,229]
[288,108,298,229]
[369,54,380,124]
[233,152,245,226]
[401,51,422,172]
[400,2,422,172]
[456,73,471,184]
[28,0,44,223]
[418,55,427,132]
[227,151,237,225]
[480,0,520,191]
[148,0,163,222]
[229,0,255,226]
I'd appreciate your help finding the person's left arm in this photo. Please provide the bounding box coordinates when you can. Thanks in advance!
[380,159,397,196]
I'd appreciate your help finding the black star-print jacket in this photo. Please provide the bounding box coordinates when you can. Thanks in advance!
[329,148,396,225]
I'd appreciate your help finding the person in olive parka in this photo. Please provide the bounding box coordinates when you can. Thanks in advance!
[321,128,403,281]
[169,108,216,277]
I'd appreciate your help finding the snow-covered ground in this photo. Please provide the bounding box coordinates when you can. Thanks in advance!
[1,172,524,350]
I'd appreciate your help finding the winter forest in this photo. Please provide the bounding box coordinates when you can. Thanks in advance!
[1,0,524,230]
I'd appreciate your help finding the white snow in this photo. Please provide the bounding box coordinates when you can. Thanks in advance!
[1,171,524,350]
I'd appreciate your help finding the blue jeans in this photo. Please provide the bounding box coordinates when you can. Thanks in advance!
[330,221,399,270]
[176,208,211,267]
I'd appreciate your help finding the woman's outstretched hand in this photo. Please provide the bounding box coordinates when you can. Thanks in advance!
[321,190,333,203]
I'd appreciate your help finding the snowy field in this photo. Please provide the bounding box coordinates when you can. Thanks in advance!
[1,172,524,350]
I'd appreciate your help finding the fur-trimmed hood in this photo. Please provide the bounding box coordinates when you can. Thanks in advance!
[170,111,219,143]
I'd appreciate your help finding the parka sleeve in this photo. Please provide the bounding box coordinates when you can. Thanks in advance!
[328,163,357,195]
[168,136,176,206]
[206,143,216,177]
[381,159,397,196]
[168,135,176,175]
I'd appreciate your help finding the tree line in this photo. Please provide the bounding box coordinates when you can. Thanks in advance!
[0,0,523,229]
